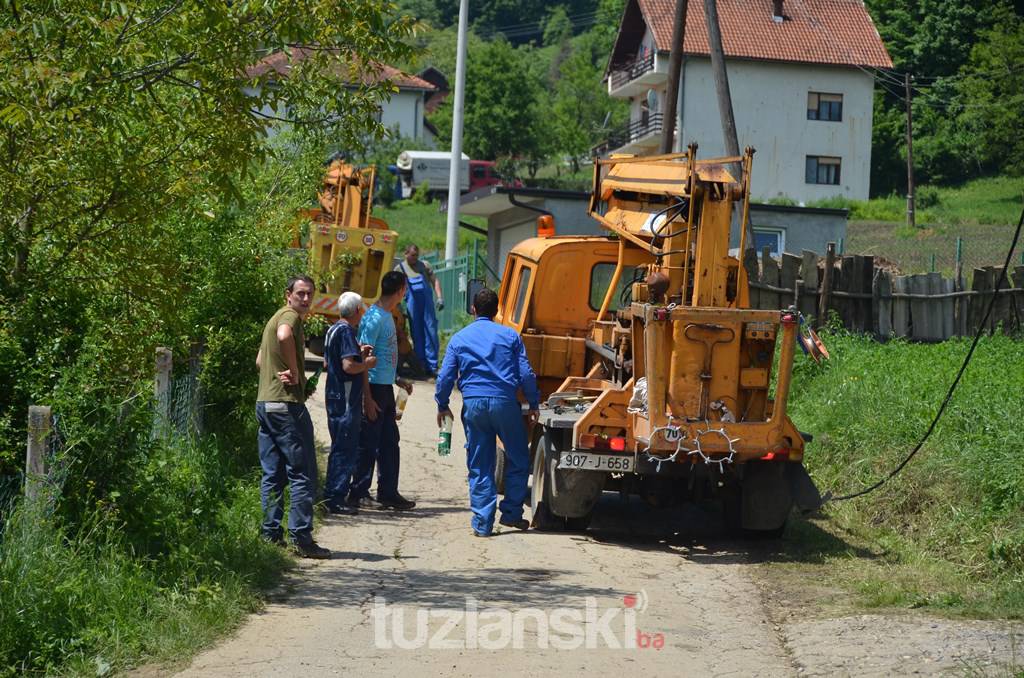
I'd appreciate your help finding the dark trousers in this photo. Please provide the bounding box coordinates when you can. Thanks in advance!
[350,383,401,502]
[256,401,317,545]
[324,399,362,508]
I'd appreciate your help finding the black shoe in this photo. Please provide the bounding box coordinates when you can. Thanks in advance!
[499,518,530,531]
[379,494,416,511]
[327,504,359,516]
[356,496,385,510]
[293,541,331,559]
[261,533,286,547]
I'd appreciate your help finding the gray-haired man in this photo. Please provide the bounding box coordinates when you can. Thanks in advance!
[323,291,377,514]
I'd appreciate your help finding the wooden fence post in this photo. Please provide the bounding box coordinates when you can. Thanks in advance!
[800,250,819,320]
[893,275,911,337]
[817,242,836,328]
[155,347,172,434]
[781,253,801,310]
[25,405,51,500]
[874,270,891,339]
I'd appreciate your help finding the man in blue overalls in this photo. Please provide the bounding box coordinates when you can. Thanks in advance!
[323,291,377,515]
[435,287,540,537]
[395,244,443,376]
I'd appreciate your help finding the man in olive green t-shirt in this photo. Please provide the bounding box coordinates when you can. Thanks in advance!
[255,275,330,559]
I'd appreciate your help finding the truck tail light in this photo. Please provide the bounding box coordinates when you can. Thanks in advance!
[759,449,789,461]
[578,433,628,452]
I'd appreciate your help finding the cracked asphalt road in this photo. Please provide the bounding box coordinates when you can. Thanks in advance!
[178,383,1022,677]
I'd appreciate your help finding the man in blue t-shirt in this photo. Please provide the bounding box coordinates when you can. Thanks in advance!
[323,291,377,514]
[350,271,416,510]
[435,287,540,537]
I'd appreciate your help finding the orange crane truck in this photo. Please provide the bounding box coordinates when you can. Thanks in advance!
[495,146,822,534]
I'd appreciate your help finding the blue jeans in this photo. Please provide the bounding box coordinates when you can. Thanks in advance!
[256,401,317,545]
[461,397,530,535]
[350,384,401,501]
[324,398,362,508]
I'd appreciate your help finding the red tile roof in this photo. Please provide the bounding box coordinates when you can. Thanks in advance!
[637,0,892,68]
[248,48,437,91]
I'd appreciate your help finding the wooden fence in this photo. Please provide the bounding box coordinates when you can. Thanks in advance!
[743,244,1024,341]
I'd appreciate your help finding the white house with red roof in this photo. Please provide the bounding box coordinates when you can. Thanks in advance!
[248,49,438,143]
[600,0,892,203]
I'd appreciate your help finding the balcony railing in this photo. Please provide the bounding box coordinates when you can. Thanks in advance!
[592,113,663,157]
[609,52,656,91]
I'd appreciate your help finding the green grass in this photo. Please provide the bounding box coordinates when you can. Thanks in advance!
[375,199,486,256]
[0,438,292,676]
[810,175,1024,226]
[776,327,1024,618]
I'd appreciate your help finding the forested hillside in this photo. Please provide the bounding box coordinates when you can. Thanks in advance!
[397,0,1024,193]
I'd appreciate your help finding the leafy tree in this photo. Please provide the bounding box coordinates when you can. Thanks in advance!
[550,31,627,171]
[954,12,1024,174]
[0,1,413,471]
[865,0,1024,191]
[430,38,544,161]
[866,0,1010,78]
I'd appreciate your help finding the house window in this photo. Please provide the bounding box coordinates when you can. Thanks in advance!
[805,156,841,185]
[752,228,785,256]
[807,92,843,121]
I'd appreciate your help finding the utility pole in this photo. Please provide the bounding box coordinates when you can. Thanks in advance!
[659,0,689,154]
[704,0,739,161]
[704,0,753,247]
[444,0,469,263]
[904,72,916,230]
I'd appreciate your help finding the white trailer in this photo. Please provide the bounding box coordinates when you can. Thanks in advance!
[396,150,470,198]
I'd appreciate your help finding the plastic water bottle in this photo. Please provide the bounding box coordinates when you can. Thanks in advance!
[437,414,453,457]
[395,387,409,422]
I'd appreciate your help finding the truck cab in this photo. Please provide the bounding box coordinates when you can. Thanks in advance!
[495,235,649,398]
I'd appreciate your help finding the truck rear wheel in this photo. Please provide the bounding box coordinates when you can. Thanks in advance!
[723,461,793,538]
[496,446,506,495]
[530,436,563,531]
[530,427,604,531]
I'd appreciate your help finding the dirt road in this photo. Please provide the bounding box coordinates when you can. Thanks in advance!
[179,385,1022,677]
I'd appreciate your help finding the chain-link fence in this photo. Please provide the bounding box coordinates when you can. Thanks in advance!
[154,370,205,441]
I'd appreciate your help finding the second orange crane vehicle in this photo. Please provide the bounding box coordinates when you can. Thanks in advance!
[495,146,822,534]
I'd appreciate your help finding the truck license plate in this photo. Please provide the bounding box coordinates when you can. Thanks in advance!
[559,452,634,473]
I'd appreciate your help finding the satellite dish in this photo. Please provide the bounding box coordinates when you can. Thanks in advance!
[646,88,659,112]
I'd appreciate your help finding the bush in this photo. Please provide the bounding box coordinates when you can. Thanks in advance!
[915,185,942,209]
[411,180,432,205]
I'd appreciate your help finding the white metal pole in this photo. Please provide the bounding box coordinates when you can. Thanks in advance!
[444,0,469,264]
